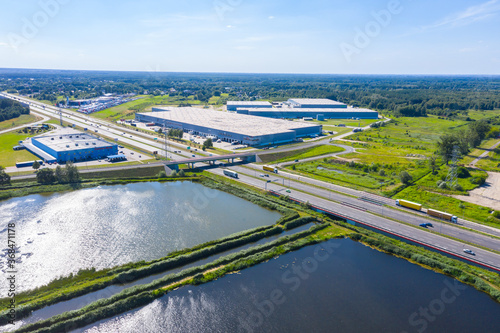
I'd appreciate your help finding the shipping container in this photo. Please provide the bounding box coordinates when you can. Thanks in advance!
[395,199,422,211]
[427,208,458,223]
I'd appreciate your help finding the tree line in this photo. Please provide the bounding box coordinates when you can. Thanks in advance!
[0,98,30,122]
[35,162,81,184]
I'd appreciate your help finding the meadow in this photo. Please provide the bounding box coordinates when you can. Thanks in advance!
[0,131,39,167]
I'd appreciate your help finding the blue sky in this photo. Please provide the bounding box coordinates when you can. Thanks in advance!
[0,0,499,74]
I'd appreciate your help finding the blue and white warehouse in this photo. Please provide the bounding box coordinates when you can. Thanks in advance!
[26,133,118,163]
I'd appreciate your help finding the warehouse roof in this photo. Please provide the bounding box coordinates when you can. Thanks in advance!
[287,98,346,106]
[32,133,116,152]
[238,107,378,113]
[227,101,272,106]
[143,107,320,136]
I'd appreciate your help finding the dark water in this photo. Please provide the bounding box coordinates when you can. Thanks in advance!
[78,239,500,333]
[0,181,281,295]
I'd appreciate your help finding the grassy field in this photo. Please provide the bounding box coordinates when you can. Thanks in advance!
[92,95,205,122]
[313,118,381,127]
[396,185,500,227]
[0,114,39,130]
[208,93,229,105]
[287,115,494,195]
[0,131,40,167]
[258,145,344,164]
[461,139,500,171]
[274,145,345,163]
[323,126,354,137]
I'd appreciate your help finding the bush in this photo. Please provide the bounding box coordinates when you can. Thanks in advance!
[399,171,413,185]
[457,167,471,178]
[470,176,486,185]
[157,171,167,178]
[379,169,386,177]
[437,181,448,189]
[452,184,463,191]
[493,211,500,219]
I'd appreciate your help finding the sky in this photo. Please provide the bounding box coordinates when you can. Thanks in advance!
[0,0,499,74]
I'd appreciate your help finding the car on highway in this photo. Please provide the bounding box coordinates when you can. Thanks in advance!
[425,223,433,228]
[192,155,195,157]
[294,159,299,162]
[419,223,427,228]
[463,249,475,255]
[286,189,291,193]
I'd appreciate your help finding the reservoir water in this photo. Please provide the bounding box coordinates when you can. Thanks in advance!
[0,181,281,294]
[78,239,500,333]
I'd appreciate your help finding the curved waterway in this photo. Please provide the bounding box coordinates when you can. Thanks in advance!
[78,239,500,333]
[0,181,281,294]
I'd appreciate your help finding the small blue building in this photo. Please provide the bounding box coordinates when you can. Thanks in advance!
[29,133,118,163]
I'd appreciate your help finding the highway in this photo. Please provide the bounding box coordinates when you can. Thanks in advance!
[3,93,500,271]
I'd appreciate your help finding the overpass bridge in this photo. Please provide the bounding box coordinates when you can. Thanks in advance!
[165,152,257,171]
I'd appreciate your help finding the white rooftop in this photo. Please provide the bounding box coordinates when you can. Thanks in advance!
[287,98,346,106]
[33,133,116,152]
[239,107,378,113]
[145,107,320,136]
[227,101,272,106]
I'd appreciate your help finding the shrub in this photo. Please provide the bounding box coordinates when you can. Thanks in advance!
[157,171,167,178]
[470,176,486,185]
[437,181,448,189]
[457,167,471,178]
[379,169,386,176]
[493,211,500,219]
[452,184,463,191]
[399,171,413,185]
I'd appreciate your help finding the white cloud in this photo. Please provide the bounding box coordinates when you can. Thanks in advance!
[268,16,275,19]
[423,0,500,30]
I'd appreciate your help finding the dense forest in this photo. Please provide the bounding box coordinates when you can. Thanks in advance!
[0,97,29,121]
[0,69,498,118]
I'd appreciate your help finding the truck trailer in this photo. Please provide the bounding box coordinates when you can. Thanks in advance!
[263,165,278,174]
[223,169,238,179]
[395,199,422,211]
[427,208,458,223]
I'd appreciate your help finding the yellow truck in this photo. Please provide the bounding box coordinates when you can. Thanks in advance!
[263,165,278,173]
[395,199,422,211]
[427,208,458,223]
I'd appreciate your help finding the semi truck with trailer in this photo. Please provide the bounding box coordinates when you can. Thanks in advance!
[395,199,422,211]
[263,165,278,174]
[223,169,238,179]
[427,208,458,223]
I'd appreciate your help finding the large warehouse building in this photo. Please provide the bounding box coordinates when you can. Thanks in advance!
[23,132,118,163]
[286,98,347,109]
[236,107,379,119]
[227,101,272,111]
[228,98,378,119]
[136,107,322,146]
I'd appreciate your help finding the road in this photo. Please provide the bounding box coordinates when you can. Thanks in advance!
[3,93,500,271]
[0,110,51,135]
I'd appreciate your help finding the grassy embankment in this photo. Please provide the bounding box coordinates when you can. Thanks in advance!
[258,145,345,164]
[313,118,381,127]
[0,114,39,130]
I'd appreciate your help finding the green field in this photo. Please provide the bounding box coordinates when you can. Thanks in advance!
[0,132,39,167]
[0,114,39,130]
[461,139,500,171]
[92,95,204,122]
[313,118,381,127]
[259,145,345,164]
[208,93,229,105]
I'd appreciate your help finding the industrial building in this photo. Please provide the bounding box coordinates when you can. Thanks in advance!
[286,98,347,109]
[23,132,118,163]
[227,101,272,111]
[236,107,379,119]
[228,98,378,119]
[136,107,322,146]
